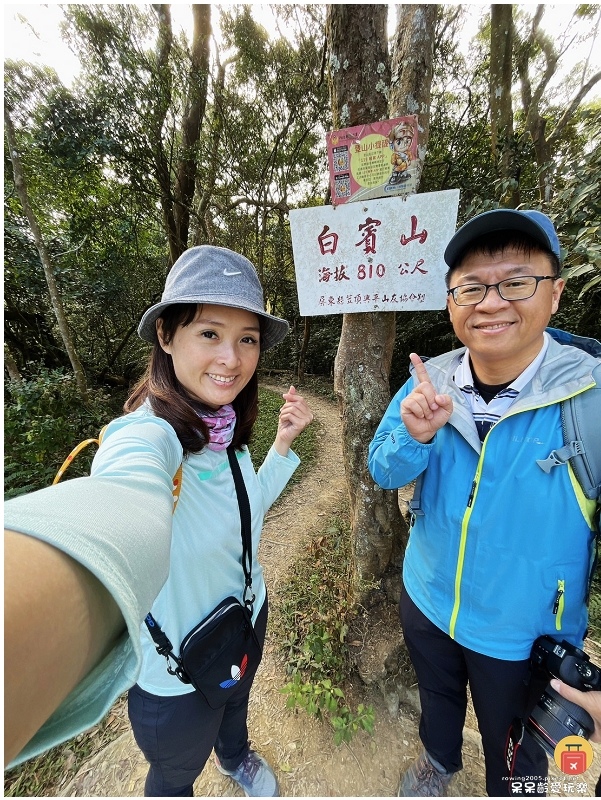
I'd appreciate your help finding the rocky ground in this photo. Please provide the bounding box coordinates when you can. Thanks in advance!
[56,382,600,797]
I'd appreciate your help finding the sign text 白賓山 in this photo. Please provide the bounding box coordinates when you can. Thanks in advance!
[289,190,459,316]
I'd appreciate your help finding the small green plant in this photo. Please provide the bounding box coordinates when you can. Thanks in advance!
[282,674,375,746]
[275,511,376,745]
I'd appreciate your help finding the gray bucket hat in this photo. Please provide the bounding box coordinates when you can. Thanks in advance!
[138,245,289,351]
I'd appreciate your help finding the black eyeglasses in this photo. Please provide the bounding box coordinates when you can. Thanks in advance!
[447,275,556,306]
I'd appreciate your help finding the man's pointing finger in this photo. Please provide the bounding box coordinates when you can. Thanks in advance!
[409,352,433,386]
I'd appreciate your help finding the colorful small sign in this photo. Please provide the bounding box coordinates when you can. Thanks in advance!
[326,116,419,205]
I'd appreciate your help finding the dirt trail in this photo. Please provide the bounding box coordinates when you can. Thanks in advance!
[61,383,600,797]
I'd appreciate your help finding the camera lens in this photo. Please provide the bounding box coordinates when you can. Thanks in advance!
[526,686,594,757]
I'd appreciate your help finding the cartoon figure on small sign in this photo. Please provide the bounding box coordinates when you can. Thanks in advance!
[388,121,414,186]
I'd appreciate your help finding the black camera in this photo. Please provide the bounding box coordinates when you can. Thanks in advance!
[526,635,601,756]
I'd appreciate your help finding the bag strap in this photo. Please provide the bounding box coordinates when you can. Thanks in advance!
[145,444,253,674]
[52,425,108,484]
[227,445,255,616]
[53,424,183,510]
[536,331,601,502]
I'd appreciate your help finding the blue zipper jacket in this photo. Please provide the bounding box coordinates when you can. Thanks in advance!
[368,335,598,660]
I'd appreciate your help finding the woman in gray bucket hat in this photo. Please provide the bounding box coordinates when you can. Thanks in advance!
[106,246,313,795]
[137,245,290,351]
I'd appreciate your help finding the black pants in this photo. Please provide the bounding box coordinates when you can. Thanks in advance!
[400,589,548,797]
[128,598,268,797]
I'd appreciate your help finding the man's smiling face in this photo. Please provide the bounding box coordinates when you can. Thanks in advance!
[446,246,564,381]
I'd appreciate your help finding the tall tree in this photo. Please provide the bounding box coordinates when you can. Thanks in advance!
[514,4,601,202]
[149,4,211,261]
[4,107,88,401]
[489,4,518,206]
[62,5,211,263]
[327,5,404,595]
[170,4,211,259]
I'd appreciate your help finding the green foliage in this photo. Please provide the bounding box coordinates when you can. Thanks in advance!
[5,5,331,386]
[4,369,123,499]
[549,108,601,340]
[276,512,375,745]
[282,674,375,746]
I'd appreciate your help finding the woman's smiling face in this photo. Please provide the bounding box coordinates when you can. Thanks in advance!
[157,304,261,409]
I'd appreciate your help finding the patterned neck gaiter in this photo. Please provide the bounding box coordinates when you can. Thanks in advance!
[199,404,237,451]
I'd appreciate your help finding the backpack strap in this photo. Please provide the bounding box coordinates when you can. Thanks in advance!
[536,333,601,502]
[546,326,601,358]
[409,472,425,518]
[52,426,108,485]
[53,424,183,510]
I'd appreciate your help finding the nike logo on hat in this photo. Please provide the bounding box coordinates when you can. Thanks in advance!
[223,269,242,276]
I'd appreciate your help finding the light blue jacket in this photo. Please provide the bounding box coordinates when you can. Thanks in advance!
[5,403,299,764]
[92,402,299,695]
[368,335,598,660]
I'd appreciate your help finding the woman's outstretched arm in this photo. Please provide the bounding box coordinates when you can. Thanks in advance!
[4,530,124,764]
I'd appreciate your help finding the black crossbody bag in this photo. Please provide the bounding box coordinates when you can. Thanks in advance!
[144,446,262,709]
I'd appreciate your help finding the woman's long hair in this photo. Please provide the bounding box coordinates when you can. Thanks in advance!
[125,304,259,455]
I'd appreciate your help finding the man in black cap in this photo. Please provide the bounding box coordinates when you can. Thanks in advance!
[369,209,600,796]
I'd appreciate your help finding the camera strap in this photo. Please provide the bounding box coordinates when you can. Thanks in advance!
[505,717,525,777]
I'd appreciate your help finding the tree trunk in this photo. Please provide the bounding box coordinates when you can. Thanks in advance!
[385,4,437,595]
[4,109,88,402]
[389,5,437,185]
[195,55,237,244]
[297,316,311,384]
[173,4,211,253]
[327,5,405,593]
[489,4,519,207]
[151,5,178,263]
[4,346,22,382]
[152,5,211,261]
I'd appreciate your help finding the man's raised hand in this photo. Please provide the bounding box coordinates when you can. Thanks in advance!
[401,353,453,443]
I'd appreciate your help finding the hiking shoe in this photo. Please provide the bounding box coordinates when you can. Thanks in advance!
[398,749,453,797]
[215,750,279,797]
